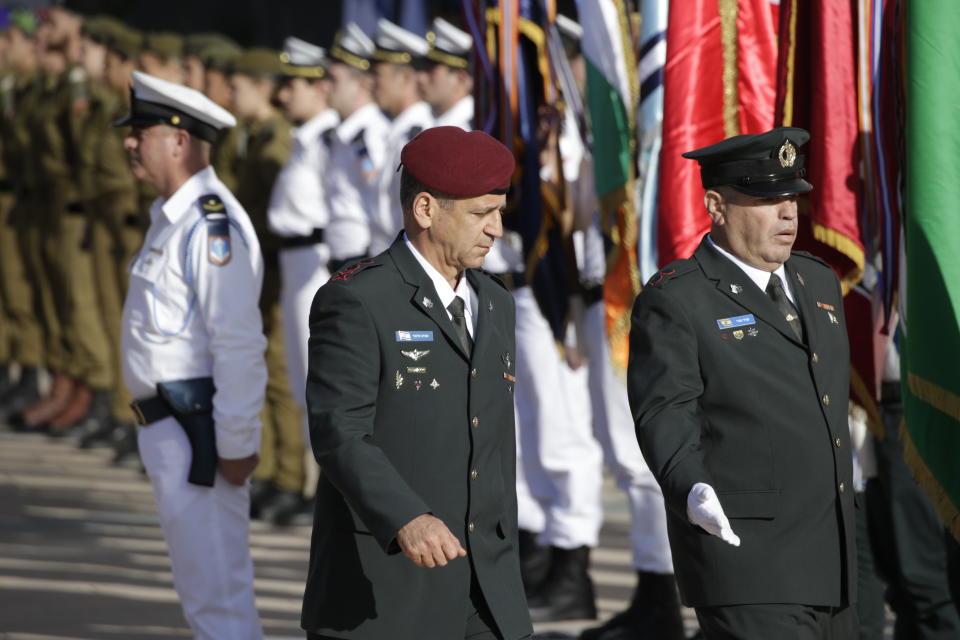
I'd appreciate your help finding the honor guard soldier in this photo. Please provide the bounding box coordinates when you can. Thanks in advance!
[301,126,533,640]
[140,31,184,83]
[0,9,43,419]
[267,36,338,435]
[325,22,390,270]
[229,48,308,525]
[116,71,267,639]
[420,17,474,130]
[370,18,434,255]
[628,128,857,639]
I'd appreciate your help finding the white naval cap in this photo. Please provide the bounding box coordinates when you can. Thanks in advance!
[372,18,430,66]
[280,36,328,78]
[425,17,473,69]
[330,22,375,71]
[114,70,236,143]
[555,14,583,41]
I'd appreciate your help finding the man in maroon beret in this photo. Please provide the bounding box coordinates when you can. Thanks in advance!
[301,126,533,640]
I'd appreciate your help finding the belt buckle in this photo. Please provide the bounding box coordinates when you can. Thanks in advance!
[130,401,147,426]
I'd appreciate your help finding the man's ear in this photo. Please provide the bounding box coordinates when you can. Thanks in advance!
[704,189,725,226]
[411,192,435,230]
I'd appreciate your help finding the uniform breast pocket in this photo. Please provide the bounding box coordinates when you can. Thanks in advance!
[129,251,191,336]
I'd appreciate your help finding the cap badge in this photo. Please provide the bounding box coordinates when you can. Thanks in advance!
[422,296,433,309]
[778,140,797,168]
[730,284,743,294]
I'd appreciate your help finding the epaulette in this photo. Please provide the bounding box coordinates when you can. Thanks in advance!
[197,194,231,266]
[330,259,382,282]
[644,260,697,288]
[405,125,423,142]
[479,268,509,291]
[790,250,832,270]
[321,129,335,148]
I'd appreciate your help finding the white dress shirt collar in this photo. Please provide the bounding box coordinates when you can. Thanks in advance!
[391,101,432,136]
[335,102,383,144]
[707,234,795,304]
[434,95,474,130]
[160,165,219,224]
[294,108,339,145]
[403,232,477,336]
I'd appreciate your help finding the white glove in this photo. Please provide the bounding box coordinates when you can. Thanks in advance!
[687,482,741,547]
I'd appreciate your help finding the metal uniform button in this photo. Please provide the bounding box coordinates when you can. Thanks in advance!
[468,522,475,533]
[812,353,819,364]
[835,437,841,448]
[471,416,479,428]
[839,482,845,494]
[471,368,478,378]
[470,469,478,481]
[822,394,830,406]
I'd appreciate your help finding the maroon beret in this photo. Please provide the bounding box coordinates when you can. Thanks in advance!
[400,126,515,197]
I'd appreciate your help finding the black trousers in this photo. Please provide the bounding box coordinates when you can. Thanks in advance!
[695,603,858,640]
[307,574,503,640]
[863,397,960,639]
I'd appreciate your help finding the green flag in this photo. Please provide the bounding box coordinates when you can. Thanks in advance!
[902,1,960,541]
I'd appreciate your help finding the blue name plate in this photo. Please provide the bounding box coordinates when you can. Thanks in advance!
[716,314,756,329]
[396,330,434,342]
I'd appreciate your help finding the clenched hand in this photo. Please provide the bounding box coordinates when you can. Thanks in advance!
[397,514,467,568]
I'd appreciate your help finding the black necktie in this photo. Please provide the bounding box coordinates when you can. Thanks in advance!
[447,296,473,354]
[766,273,804,342]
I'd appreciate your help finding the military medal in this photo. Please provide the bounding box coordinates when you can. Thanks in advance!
[430,379,439,390]
[748,328,759,337]
[502,352,512,369]
[730,284,743,294]
[414,380,422,391]
[395,371,404,389]
[401,349,430,361]
[488,301,494,311]
[406,367,426,374]
[733,330,744,340]
[422,296,434,309]
[797,272,806,286]
[828,311,839,325]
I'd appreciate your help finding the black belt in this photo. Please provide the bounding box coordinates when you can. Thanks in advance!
[279,228,325,249]
[582,283,604,306]
[492,271,527,291]
[130,396,172,426]
[881,381,901,405]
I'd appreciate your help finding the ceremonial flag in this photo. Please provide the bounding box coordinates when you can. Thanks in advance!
[658,0,778,267]
[774,0,863,290]
[578,0,639,373]
[900,0,960,541]
[634,0,668,282]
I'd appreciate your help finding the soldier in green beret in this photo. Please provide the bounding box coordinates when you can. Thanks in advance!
[0,9,43,417]
[230,48,306,523]
[140,31,184,84]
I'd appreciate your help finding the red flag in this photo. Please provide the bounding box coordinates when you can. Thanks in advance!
[657,0,778,266]
[774,0,863,289]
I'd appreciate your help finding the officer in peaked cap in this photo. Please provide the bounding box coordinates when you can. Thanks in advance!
[420,17,474,129]
[262,35,339,526]
[302,125,532,640]
[324,22,390,270]
[682,126,813,197]
[370,18,434,256]
[116,70,268,639]
[627,126,856,639]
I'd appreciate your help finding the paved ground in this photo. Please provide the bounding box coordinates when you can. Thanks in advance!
[0,425,892,639]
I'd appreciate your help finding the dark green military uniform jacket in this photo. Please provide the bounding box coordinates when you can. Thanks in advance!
[627,236,856,608]
[301,237,533,640]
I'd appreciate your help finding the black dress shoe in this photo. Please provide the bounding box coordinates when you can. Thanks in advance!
[0,366,40,423]
[528,546,597,622]
[249,480,278,519]
[112,422,140,464]
[520,529,553,598]
[579,571,685,640]
[271,493,314,527]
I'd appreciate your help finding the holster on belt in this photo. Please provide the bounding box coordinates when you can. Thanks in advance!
[156,377,218,487]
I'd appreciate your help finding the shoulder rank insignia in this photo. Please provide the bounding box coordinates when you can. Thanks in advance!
[198,194,231,266]
[647,269,676,287]
[331,259,378,281]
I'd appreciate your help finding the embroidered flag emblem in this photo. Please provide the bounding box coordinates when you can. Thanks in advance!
[208,236,231,265]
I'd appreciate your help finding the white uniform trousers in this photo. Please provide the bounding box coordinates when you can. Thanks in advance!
[583,301,673,573]
[513,286,603,549]
[138,417,263,640]
[279,244,330,413]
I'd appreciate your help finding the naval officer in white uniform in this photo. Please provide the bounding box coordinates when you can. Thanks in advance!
[117,70,267,640]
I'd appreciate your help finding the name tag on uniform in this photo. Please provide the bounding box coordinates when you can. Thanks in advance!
[396,330,434,342]
[716,314,756,329]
